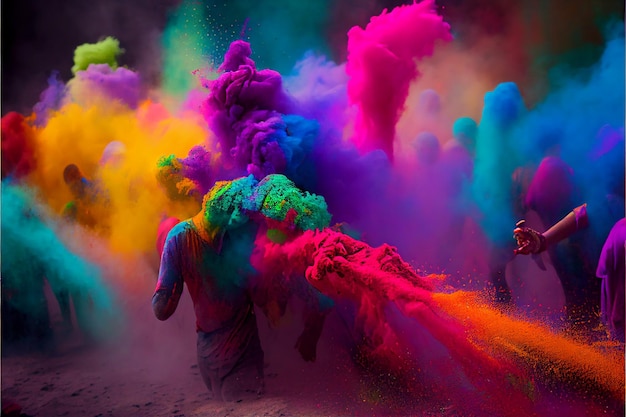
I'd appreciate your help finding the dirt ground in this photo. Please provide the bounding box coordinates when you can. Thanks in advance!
[1,294,447,417]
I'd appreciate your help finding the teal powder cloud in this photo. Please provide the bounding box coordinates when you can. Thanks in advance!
[161,0,333,95]
[1,182,121,341]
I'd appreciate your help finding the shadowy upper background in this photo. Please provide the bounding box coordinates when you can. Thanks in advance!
[2,0,623,115]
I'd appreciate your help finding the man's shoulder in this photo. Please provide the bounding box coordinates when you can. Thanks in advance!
[165,219,196,242]
[170,219,193,234]
[161,220,197,260]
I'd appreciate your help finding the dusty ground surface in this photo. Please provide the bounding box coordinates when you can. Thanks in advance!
[1,296,445,417]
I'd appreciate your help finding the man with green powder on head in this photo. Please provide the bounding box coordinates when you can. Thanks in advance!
[152,174,333,402]
[152,184,265,402]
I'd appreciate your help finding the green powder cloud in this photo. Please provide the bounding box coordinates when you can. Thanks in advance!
[72,36,123,74]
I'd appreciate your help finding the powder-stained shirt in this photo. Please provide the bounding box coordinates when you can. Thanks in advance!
[596,218,626,343]
[154,220,255,333]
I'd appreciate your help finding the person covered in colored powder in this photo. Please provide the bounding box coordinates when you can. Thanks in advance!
[471,82,534,305]
[61,163,100,228]
[406,131,462,272]
[522,154,594,325]
[152,192,265,402]
[596,219,625,343]
[516,125,624,331]
[152,174,334,401]
[59,163,102,334]
[1,112,55,355]
[1,182,113,354]
[514,207,625,342]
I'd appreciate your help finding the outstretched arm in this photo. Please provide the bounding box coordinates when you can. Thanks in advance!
[514,204,589,255]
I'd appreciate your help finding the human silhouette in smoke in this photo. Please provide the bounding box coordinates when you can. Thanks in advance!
[514,205,624,340]
[60,162,113,340]
[514,125,625,333]
[1,181,111,356]
[471,82,533,305]
[1,112,55,355]
[406,131,451,271]
[153,194,266,402]
[439,117,484,281]
[152,175,332,402]
[596,218,625,343]
[62,163,99,228]
[446,116,478,163]
[523,153,591,325]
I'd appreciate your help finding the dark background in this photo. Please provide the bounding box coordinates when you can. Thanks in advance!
[1,0,414,114]
[2,0,623,115]
[1,0,180,114]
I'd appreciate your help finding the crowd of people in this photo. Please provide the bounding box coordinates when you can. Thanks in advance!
[1,2,624,413]
[147,118,625,402]
[2,84,624,403]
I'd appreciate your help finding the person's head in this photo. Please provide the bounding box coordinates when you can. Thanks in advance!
[452,117,478,155]
[482,82,526,127]
[418,89,441,117]
[63,164,82,183]
[413,132,441,166]
[63,164,86,197]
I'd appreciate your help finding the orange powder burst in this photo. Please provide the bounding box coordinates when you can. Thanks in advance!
[433,291,625,401]
[26,99,210,253]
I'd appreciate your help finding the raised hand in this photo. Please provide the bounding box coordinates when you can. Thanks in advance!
[513,220,546,255]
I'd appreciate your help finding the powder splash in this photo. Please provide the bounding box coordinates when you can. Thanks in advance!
[1,182,121,342]
[253,227,624,413]
[71,36,123,75]
[26,101,209,253]
[1,112,37,180]
[346,0,452,160]
[2,3,624,415]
